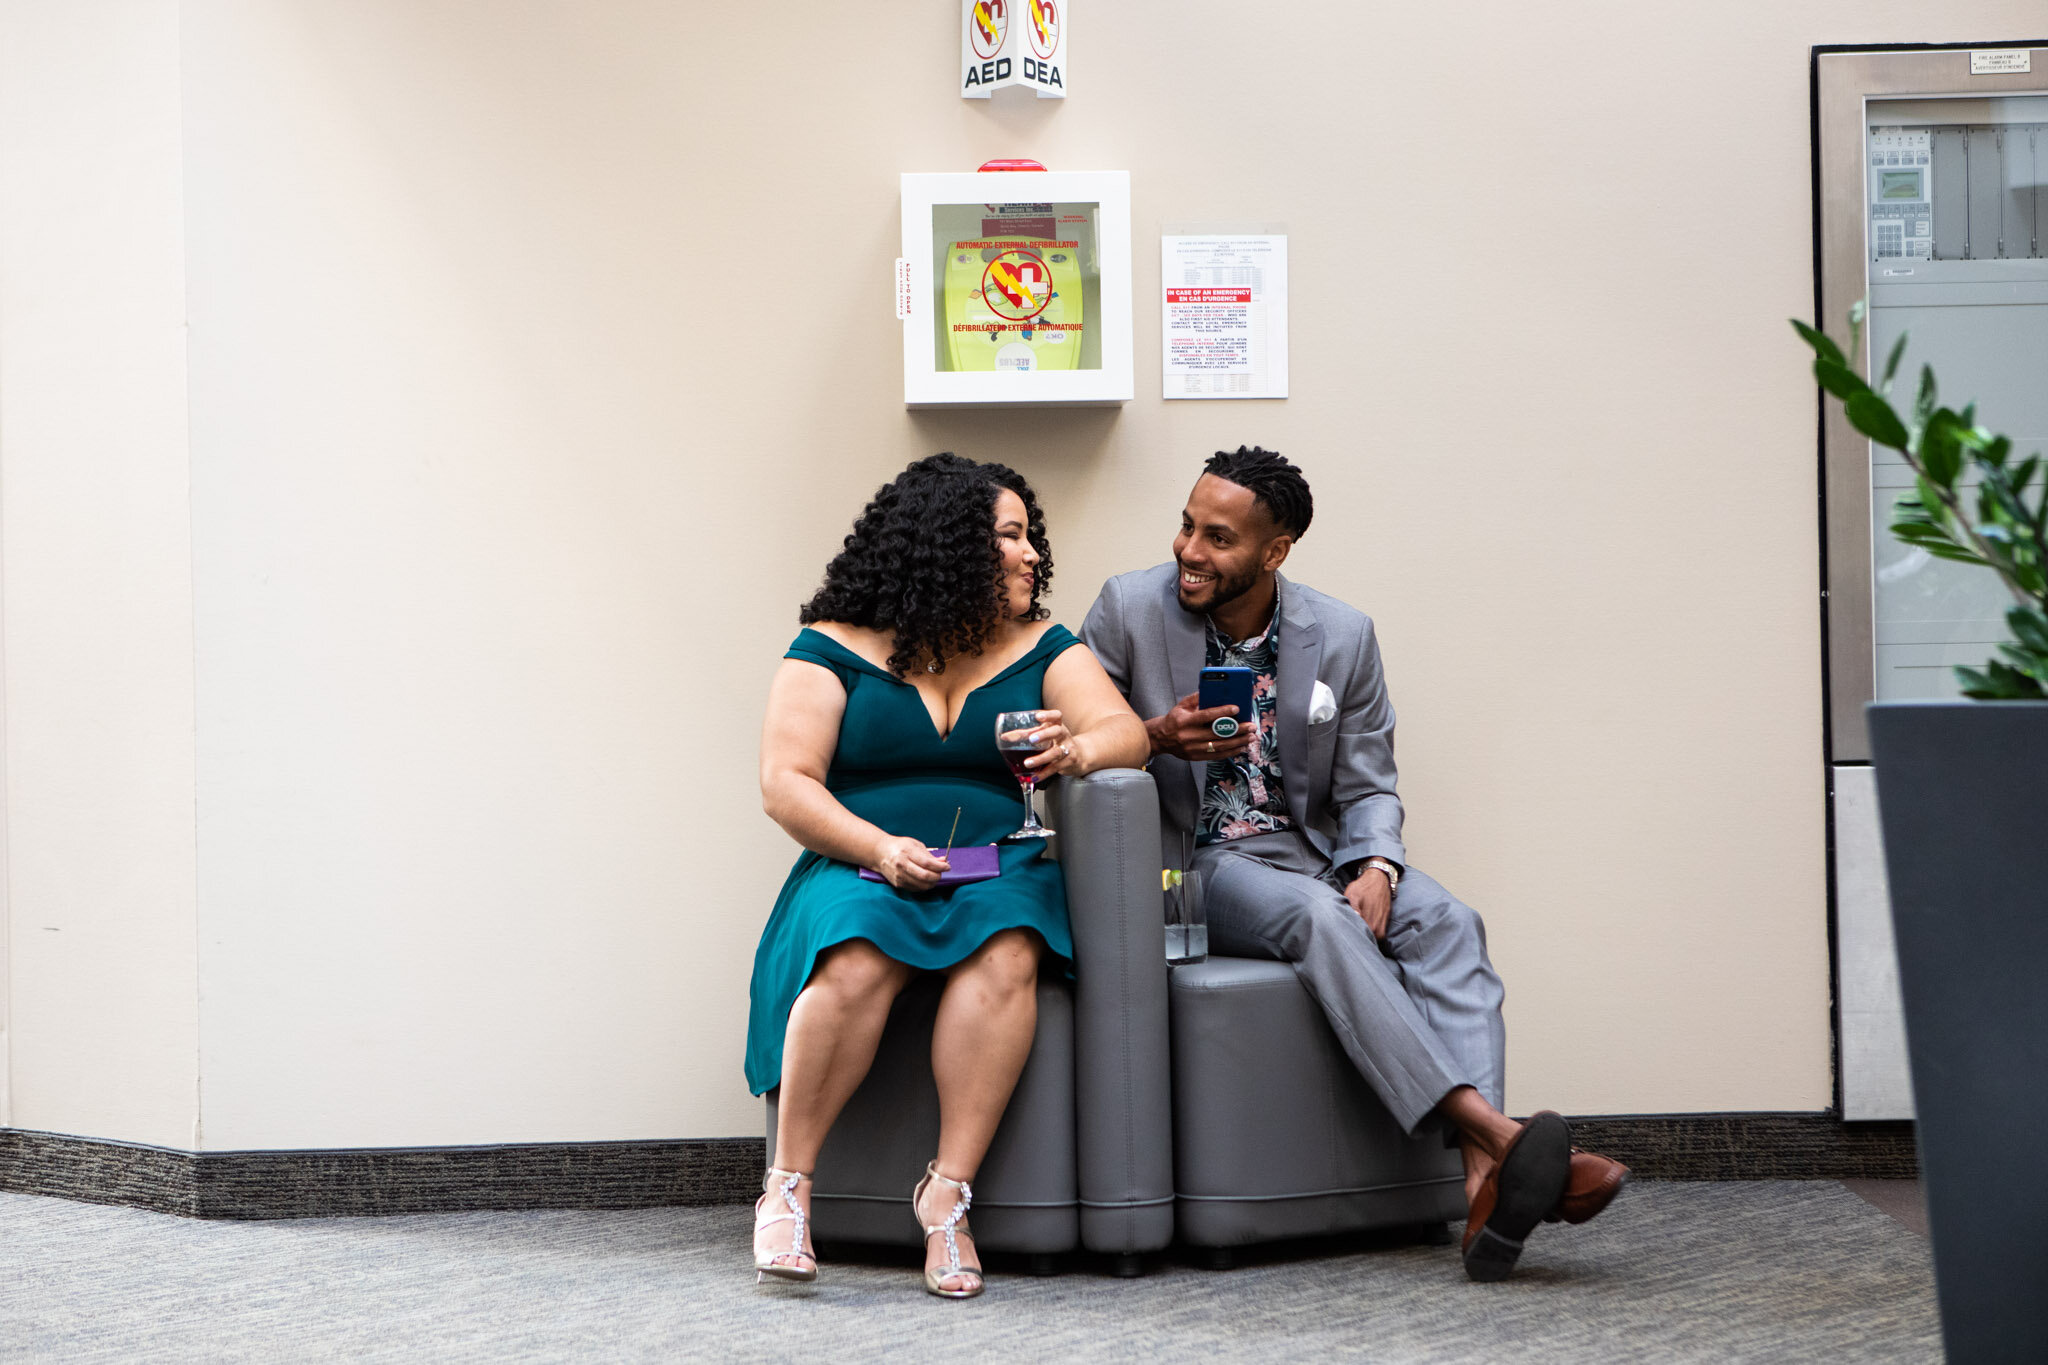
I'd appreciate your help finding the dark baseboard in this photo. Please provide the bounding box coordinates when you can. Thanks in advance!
[1,1111,1914,1221]
[0,1128,766,1220]
[1563,1113,1918,1181]
[0,1128,200,1218]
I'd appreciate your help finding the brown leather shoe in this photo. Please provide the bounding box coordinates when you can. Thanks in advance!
[1545,1148,1630,1225]
[1461,1111,1571,1282]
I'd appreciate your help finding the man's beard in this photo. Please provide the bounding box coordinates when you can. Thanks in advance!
[1176,561,1261,616]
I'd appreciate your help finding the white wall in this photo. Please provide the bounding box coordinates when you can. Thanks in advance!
[10,1,2046,1150]
[0,0,199,1147]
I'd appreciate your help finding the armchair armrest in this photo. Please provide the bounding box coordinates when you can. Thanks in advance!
[1043,768,1175,1254]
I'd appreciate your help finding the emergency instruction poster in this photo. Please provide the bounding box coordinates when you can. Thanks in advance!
[1161,234,1287,399]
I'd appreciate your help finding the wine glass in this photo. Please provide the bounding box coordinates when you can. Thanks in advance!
[995,710,1056,840]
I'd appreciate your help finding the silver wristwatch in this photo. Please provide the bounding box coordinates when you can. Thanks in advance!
[1361,857,1401,893]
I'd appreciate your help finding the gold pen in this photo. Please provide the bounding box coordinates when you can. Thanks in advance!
[942,806,962,862]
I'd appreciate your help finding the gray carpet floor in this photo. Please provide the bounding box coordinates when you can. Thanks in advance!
[1,1181,1938,1363]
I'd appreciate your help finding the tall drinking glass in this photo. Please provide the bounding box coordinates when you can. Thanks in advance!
[1163,867,1208,965]
[995,710,1056,840]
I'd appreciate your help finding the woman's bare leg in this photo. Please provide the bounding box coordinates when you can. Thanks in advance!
[922,929,1041,1290]
[763,940,914,1268]
[776,939,915,1168]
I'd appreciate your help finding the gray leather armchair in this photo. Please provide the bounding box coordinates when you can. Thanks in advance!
[1167,957,1467,1254]
[764,768,1174,1270]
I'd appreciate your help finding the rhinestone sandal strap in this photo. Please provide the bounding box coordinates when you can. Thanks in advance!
[758,1169,812,1264]
[924,1171,975,1273]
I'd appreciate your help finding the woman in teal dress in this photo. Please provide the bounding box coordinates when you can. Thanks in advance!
[749,454,1146,1298]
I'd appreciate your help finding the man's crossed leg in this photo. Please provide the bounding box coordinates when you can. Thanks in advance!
[1193,830,1628,1280]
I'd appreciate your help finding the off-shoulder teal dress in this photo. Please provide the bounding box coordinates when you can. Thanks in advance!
[745,624,1082,1095]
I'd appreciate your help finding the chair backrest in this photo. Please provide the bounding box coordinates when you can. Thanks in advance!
[1041,769,1176,1254]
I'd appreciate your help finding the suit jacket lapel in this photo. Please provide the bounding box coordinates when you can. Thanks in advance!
[1274,575,1323,831]
[1163,571,1207,816]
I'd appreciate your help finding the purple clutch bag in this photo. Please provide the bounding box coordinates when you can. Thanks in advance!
[859,843,1002,886]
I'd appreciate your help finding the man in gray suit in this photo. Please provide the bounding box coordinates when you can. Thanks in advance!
[1081,446,1627,1281]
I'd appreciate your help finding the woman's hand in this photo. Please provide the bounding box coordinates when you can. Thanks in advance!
[1011,709,1081,779]
[871,835,952,892]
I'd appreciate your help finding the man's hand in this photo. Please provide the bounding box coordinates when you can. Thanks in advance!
[1145,691,1255,763]
[1343,864,1394,939]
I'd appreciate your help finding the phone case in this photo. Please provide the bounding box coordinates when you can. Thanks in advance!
[1198,667,1258,724]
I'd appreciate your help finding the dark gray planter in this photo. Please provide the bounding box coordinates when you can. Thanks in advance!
[1867,700,2048,1363]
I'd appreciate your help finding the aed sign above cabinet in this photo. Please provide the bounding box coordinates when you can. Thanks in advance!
[901,169,1131,407]
[961,0,1067,99]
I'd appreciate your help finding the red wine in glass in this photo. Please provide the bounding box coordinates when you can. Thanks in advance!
[995,709,1055,840]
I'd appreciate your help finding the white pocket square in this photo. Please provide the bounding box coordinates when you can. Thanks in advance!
[1308,680,1339,725]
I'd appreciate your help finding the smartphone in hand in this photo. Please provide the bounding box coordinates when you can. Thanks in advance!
[1198,666,1258,738]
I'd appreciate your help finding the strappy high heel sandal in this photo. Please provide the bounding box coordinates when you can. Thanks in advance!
[912,1160,984,1299]
[753,1167,817,1284]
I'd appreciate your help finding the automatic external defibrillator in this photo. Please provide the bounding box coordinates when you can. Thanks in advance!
[942,203,1086,373]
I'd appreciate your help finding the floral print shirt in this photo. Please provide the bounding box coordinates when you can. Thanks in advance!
[1196,607,1294,845]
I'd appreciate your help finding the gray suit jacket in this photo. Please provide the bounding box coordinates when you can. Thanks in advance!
[1081,564,1406,874]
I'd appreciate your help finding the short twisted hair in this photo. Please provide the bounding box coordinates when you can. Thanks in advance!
[1204,445,1312,540]
[799,453,1052,676]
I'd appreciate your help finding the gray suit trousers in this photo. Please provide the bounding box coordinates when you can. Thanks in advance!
[1192,830,1506,1134]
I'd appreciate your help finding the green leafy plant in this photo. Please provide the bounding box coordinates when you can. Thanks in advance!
[1793,302,2048,699]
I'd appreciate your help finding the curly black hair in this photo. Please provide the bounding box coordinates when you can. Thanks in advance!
[1204,445,1313,540]
[799,453,1053,677]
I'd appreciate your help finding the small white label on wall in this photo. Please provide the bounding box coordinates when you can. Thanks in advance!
[1971,50,2031,75]
[896,258,913,319]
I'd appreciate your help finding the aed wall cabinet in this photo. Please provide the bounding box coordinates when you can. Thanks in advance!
[901,170,1132,406]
